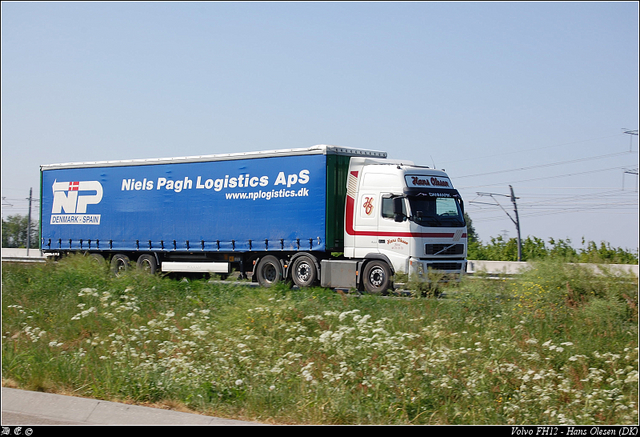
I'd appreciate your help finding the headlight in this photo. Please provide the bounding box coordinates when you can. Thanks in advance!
[409,259,425,277]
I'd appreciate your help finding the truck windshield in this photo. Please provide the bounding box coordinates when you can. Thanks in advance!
[408,195,465,227]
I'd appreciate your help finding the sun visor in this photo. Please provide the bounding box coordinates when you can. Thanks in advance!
[403,187,462,198]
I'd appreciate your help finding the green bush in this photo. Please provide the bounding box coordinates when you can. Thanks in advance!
[467,236,638,264]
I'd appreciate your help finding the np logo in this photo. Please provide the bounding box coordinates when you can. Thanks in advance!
[50,180,103,225]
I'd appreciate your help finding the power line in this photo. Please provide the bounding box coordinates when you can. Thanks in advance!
[471,193,637,211]
[469,199,637,222]
[469,206,638,224]
[623,167,639,191]
[468,187,637,224]
[446,133,625,165]
[457,165,629,190]
[518,189,635,206]
[456,151,634,180]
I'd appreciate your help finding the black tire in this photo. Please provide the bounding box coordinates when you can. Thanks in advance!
[363,260,392,295]
[88,253,106,265]
[291,255,318,288]
[136,254,157,274]
[110,254,130,277]
[87,253,108,273]
[256,255,283,287]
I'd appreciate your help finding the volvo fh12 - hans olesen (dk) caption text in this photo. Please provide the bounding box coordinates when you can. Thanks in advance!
[40,145,467,294]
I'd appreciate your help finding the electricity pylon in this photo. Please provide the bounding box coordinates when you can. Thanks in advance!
[475,186,522,261]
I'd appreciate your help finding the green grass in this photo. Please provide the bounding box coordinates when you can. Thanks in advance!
[2,255,638,424]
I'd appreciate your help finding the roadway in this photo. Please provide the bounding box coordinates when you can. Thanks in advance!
[3,248,637,277]
[1,387,265,426]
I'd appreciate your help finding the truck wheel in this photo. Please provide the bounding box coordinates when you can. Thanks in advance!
[256,255,283,287]
[363,260,391,295]
[136,254,157,274]
[88,253,106,265]
[291,255,318,288]
[110,254,130,277]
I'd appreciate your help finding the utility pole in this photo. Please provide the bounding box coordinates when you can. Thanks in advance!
[509,185,522,262]
[473,186,523,261]
[26,187,32,256]
[623,128,638,152]
[622,129,638,191]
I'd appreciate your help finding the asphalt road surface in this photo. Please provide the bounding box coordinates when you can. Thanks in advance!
[1,387,264,426]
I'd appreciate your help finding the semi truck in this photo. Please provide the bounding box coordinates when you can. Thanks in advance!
[40,145,467,294]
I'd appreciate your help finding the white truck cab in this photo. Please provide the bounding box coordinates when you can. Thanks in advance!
[343,157,467,287]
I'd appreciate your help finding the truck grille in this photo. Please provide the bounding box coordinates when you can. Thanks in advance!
[425,244,465,255]
[427,262,463,271]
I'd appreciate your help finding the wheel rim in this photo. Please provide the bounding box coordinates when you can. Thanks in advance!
[296,262,311,282]
[140,259,152,272]
[263,263,278,283]
[369,267,385,287]
[115,260,127,276]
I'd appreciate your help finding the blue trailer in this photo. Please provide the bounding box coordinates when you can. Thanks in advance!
[40,145,467,293]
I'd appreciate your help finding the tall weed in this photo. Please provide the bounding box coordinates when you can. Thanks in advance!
[2,256,637,424]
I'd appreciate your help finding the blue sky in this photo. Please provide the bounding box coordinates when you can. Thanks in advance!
[2,2,638,251]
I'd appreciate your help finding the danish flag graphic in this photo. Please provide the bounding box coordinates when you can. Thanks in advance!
[51,180,103,214]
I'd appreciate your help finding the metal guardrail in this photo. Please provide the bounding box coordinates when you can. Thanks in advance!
[2,248,638,277]
[467,259,638,277]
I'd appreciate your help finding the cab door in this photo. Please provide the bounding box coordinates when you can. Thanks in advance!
[377,195,412,263]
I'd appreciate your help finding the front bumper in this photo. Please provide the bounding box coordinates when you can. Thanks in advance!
[408,257,467,281]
